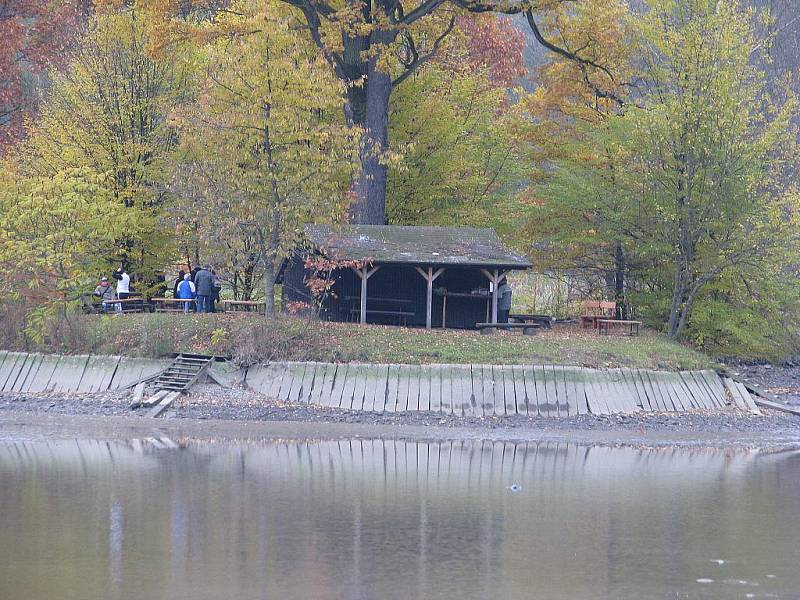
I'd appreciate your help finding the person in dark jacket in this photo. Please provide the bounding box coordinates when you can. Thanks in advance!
[176,273,196,314]
[210,269,221,313]
[172,270,185,298]
[194,266,214,313]
[497,277,512,323]
[188,267,201,311]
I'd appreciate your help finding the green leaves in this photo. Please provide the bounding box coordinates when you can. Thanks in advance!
[0,167,124,294]
[168,0,359,307]
[522,0,800,358]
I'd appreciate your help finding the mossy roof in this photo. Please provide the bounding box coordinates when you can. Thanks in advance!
[304,224,531,269]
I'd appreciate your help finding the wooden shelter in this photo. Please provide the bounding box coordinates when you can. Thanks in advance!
[282,225,531,329]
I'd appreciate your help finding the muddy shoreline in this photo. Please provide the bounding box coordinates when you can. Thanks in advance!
[2,384,800,448]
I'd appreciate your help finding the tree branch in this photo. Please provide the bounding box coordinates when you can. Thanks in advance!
[392,16,456,87]
[401,0,446,24]
[289,3,347,82]
[525,10,614,81]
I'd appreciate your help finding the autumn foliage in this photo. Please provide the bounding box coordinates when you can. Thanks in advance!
[0,0,84,150]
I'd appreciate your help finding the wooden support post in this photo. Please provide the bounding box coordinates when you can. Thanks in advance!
[480,268,508,324]
[353,265,380,324]
[415,266,445,329]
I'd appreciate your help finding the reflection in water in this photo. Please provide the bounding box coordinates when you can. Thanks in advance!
[1,439,799,600]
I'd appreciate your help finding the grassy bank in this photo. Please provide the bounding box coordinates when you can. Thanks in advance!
[3,313,716,371]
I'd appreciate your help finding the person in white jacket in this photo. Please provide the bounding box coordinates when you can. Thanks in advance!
[112,267,131,313]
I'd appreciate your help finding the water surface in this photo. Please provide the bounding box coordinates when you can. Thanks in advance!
[1,438,798,599]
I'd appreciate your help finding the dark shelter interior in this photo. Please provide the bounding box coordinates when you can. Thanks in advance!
[282,225,531,329]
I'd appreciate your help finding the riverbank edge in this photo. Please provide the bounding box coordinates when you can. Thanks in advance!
[1,409,799,450]
[0,350,756,418]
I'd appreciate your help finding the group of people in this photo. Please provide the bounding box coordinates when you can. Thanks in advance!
[92,264,221,314]
[92,268,131,312]
[173,266,221,314]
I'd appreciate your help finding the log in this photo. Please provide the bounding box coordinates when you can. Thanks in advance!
[147,391,180,418]
[129,382,146,408]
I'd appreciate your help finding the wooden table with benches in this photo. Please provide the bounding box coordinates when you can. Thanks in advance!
[344,296,415,325]
[597,319,642,336]
[151,297,194,312]
[105,297,149,313]
[580,300,617,329]
[222,300,266,313]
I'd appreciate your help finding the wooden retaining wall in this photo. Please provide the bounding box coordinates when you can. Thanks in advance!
[0,351,169,395]
[246,362,761,417]
[0,350,761,417]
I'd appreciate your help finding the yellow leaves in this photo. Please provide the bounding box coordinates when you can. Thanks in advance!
[167,1,359,275]
[0,168,126,294]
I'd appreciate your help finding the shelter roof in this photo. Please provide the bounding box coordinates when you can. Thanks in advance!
[304,224,531,269]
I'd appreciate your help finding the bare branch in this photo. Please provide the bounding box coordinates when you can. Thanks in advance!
[525,10,615,81]
[401,0,446,24]
[392,16,456,87]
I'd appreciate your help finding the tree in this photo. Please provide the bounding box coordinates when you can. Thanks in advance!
[143,0,610,225]
[0,0,83,152]
[0,166,128,337]
[627,0,799,339]
[527,0,800,353]
[169,0,358,315]
[386,16,525,226]
[13,7,186,287]
[512,0,631,303]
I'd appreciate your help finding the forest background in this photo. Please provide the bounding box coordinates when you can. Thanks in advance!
[1,0,799,362]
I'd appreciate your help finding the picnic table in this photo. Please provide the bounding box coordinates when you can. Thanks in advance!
[580,300,617,328]
[106,297,149,313]
[433,290,490,329]
[344,296,414,325]
[509,313,554,329]
[597,319,642,336]
[222,300,266,313]
[151,297,194,312]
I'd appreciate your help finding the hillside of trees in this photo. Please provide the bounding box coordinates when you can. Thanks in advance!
[1,0,799,361]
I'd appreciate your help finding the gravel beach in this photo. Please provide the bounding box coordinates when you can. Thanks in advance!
[734,363,800,407]
[2,383,800,448]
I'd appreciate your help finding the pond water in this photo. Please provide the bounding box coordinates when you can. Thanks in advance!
[1,437,798,599]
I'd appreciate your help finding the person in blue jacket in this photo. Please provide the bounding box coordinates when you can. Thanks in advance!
[176,273,196,314]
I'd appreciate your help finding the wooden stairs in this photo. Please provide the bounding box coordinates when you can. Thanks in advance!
[153,353,215,393]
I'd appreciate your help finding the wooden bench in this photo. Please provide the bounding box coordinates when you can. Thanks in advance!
[476,322,542,335]
[344,296,413,324]
[580,300,616,328]
[222,300,266,313]
[80,294,105,314]
[349,308,415,326]
[151,297,194,312]
[509,314,553,329]
[106,297,150,313]
[597,319,642,336]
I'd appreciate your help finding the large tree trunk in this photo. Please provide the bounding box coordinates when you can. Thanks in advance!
[263,260,275,317]
[667,264,687,338]
[614,241,625,318]
[348,56,392,225]
[674,286,697,340]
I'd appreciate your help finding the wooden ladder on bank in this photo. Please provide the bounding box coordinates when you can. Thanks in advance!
[131,354,214,418]
[154,353,215,393]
